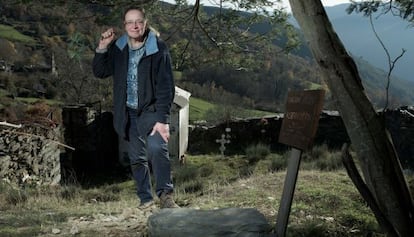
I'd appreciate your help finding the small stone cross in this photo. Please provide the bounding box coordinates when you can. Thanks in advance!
[216,134,230,157]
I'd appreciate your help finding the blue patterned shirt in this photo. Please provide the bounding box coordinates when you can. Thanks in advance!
[126,45,145,109]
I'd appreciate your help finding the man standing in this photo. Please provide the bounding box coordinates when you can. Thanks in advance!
[93,6,178,209]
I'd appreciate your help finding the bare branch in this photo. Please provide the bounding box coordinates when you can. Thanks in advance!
[0,121,22,128]
[368,14,406,111]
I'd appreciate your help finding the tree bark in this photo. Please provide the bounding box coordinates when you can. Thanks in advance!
[288,1,414,236]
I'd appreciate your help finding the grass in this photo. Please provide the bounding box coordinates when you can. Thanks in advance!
[0,90,62,107]
[0,88,271,124]
[189,97,276,123]
[0,151,390,237]
[189,97,216,122]
[0,24,36,44]
[15,97,62,105]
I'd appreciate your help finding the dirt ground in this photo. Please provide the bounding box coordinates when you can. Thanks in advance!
[41,206,157,237]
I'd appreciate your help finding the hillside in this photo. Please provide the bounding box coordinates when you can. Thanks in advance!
[288,3,414,83]
[0,0,413,120]
[184,3,414,109]
[325,3,414,83]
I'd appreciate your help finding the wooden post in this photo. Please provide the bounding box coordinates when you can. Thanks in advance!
[275,148,302,237]
[275,89,325,237]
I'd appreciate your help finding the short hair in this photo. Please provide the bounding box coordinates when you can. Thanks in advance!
[123,6,146,20]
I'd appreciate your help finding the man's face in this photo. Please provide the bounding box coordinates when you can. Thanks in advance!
[124,9,147,40]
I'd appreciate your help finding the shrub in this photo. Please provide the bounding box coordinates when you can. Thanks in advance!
[268,153,287,172]
[181,179,204,194]
[302,144,330,162]
[245,143,270,163]
[199,164,214,177]
[174,165,200,183]
[301,144,343,171]
[314,152,343,171]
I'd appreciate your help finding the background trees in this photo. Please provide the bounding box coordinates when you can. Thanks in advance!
[2,0,414,111]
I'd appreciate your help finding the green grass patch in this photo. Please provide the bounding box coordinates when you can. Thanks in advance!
[0,24,36,44]
[189,97,216,122]
[0,210,68,237]
[189,97,276,123]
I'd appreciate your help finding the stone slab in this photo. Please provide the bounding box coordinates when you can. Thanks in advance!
[147,207,272,237]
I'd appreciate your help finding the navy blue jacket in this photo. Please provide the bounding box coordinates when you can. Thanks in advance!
[92,31,175,139]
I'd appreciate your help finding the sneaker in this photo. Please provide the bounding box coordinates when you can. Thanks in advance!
[139,200,155,210]
[159,192,179,208]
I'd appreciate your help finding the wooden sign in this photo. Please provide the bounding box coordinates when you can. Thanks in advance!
[275,89,325,237]
[278,89,325,151]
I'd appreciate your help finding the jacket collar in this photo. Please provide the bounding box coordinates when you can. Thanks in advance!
[115,30,158,56]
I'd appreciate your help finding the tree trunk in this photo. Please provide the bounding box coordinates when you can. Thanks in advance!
[288,1,414,236]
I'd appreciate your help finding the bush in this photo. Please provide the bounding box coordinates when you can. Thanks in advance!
[174,165,204,194]
[302,144,330,162]
[245,143,270,163]
[174,165,200,183]
[314,152,343,171]
[268,153,287,172]
[301,145,343,171]
[181,179,204,194]
[199,164,214,177]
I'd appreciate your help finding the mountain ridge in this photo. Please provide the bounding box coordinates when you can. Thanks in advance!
[324,3,413,82]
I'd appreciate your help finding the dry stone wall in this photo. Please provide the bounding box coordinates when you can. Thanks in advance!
[1,106,412,187]
[188,107,414,169]
[0,126,62,185]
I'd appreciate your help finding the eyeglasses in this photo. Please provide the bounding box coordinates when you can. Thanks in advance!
[124,19,145,27]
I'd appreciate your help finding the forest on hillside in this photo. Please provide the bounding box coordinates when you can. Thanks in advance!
[0,0,413,124]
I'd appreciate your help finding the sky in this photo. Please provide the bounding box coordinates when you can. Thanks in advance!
[278,0,356,12]
[165,0,357,12]
[318,0,353,6]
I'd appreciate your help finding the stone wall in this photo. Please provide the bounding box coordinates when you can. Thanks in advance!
[385,107,414,169]
[187,111,348,155]
[0,126,62,185]
[1,106,412,186]
[188,107,414,169]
